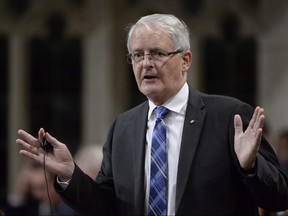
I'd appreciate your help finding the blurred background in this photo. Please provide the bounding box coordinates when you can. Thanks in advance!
[1,0,288,209]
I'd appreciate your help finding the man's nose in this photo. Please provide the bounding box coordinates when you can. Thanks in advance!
[142,53,154,66]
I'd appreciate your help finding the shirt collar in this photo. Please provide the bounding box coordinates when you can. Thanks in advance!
[148,82,189,119]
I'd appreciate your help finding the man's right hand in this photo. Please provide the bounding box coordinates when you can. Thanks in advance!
[16,128,75,182]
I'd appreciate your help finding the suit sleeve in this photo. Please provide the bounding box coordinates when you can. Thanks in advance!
[230,102,288,211]
[54,120,118,215]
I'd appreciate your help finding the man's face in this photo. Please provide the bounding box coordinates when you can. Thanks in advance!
[129,25,192,105]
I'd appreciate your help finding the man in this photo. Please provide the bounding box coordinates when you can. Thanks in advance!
[17,14,288,215]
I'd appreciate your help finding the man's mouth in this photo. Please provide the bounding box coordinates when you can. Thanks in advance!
[143,75,157,80]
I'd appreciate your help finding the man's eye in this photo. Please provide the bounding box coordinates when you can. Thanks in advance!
[154,51,166,57]
[133,53,143,58]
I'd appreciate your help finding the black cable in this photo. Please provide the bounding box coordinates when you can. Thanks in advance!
[43,152,54,216]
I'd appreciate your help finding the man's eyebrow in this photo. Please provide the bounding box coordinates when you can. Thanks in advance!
[131,48,164,53]
[149,48,162,52]
[131,49,143,53]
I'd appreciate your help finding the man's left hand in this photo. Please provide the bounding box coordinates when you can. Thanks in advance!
[234,106,265,171]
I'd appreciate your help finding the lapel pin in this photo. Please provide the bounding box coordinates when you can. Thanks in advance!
[190,119,195,124]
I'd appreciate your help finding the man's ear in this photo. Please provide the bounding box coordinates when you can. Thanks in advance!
[182,50,192,72]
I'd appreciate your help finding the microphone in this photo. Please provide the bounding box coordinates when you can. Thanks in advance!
[41,139,53,152]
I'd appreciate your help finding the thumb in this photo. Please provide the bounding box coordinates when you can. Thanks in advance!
[44,132,58,148]
[234,114,243,136]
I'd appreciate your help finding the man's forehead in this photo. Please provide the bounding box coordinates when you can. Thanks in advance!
[130,28,173,51]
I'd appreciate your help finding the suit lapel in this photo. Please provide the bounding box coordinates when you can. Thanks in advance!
[131,102,149,214]
[175,89,206,213]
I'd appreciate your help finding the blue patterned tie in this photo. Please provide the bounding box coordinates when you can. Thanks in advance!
[148,106,170,216]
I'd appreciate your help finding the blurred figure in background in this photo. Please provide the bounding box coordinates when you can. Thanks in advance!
[275,129,288,216]
[5,159,40,215]
[74,144,103,179]
[5,159,75,216]
[275,129,288,175]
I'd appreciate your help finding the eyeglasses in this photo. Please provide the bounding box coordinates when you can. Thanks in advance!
[127,49,183,64]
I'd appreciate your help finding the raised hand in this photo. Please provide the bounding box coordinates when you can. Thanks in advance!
[234,106,265,171]
[16,128,75,181]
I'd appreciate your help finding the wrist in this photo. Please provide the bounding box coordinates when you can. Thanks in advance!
[58,162,75,182]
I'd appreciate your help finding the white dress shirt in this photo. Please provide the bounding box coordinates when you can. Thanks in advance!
[144,83,189,215]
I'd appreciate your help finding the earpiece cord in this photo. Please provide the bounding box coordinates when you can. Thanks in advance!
[43,152,54,216]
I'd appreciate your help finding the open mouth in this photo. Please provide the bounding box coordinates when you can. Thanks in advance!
[143,75,157,80]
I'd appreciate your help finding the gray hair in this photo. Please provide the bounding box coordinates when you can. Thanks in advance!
[126,14,191,53]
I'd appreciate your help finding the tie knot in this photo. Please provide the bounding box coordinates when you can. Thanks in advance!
[154,106,170,120]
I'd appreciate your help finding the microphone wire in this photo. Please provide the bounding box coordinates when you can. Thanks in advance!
[43,152,54,216]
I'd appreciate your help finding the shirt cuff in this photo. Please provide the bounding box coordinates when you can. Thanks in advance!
[56,176,71,190]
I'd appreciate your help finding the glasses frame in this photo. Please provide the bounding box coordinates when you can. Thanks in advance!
[127,49,183,64]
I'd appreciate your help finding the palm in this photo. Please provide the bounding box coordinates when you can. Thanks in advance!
[234,107,265,170]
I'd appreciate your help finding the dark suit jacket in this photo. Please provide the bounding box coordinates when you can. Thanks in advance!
[55,87,288,215]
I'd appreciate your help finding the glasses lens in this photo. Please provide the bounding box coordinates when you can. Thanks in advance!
[133,53,144,63]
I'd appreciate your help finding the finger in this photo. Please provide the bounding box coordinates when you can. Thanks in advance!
[45,132,61,148]
[253,107,265,132]
[16,138,40,155]
[248,106,260,130]
[17,137,44,164]
[255,115,265,137]
[18,129,40,148]
[255,127,263,151]
[38,128,45,142]
[234,114,243,136]
[19,149,43,165]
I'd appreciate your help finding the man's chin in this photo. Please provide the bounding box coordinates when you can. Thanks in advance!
[140,87,159,98]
